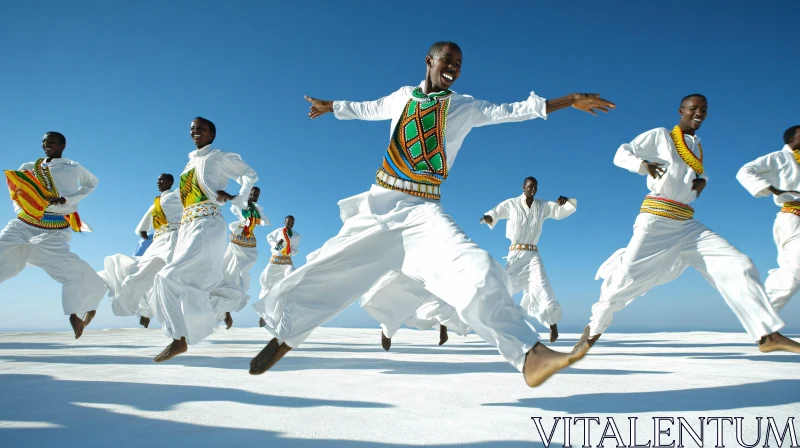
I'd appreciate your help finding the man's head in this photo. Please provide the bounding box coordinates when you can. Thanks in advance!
[284,215,295,231]
[522,176,538,199]
[248,186,260,203]
[42,132,66,159]
[190,117,216,148]
[157,173,174,192]
[678,94,708,133]
[784,126,800,151]
[425,42,462,91]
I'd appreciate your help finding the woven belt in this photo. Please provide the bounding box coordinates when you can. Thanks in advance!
[181,201,221,224]
[640,196,694,221]
[509,243,538,252]
[154,222,180,239]
[270,254,293,265]
[230,234,257,248]
[781,201,800,217]
[17,212,69,230]
[375,169,440,200]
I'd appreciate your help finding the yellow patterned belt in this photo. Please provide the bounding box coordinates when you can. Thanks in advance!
[17,212,69,230]
[230,234,257,248]
[154,222,180,239]
[375,169,440,200]
[780,201,800,217]
[270,254,293,265]
[509,243,538,252]
[181,201,221,224]
[640,196,694,221]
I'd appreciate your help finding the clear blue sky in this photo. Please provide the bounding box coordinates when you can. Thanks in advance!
[1,1,798,335]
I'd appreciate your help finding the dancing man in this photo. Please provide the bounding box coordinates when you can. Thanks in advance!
[255,215,300,329]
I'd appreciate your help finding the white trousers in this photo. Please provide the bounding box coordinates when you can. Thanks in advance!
[0,218,105,315]
[259,186,539,372]
[764,212,800,312]
[221,242,258,313]
[152,213,242,344]
[590,213,784,340]
[506,250,562,327]
[101,230,178,318]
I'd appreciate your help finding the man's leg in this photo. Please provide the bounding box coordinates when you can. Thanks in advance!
[684,228,798,352]
[764,238,800,313]
[359,270,431,350]
[520,253,562,342]
[0,220,33,284]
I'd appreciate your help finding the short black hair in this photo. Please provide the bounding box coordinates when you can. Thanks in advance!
[428,41,461,59]
[523,176,538,186]
[193,117,216,135]
[251,186,260,192]
[285,215,295,221]
[680,94,707,107]
[45,131,66,145]
[160,173,174,184]
[784,126,800,145]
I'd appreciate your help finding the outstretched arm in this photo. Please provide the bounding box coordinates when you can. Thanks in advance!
[469,92,615,128]
[305,87,407,121]
[543,197,577,220]
[546,93,615,116]
[480,199,511,229]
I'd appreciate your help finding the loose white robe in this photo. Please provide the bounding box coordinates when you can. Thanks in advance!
[259,83,549,372]
[589,127,784,340]
[483,195,577,327]
[98,189,183,318]
[152,145,257,344]
[736,144,800,312]
[221,203,269,313]
[253,226,300,330]
[0,158,106,315]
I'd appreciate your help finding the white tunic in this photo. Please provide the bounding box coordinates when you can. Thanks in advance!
[221,202,269,312]
[0,157,105,315]
[152,145,258,344]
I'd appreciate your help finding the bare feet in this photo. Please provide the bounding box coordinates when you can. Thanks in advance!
[758,332,800,354]
[153,337,188,362]
[83,310,96,327]
[439,325,449,346]
[381,332,391,351]
[224,312,233,330]
[258,317,266,327]
[549,324,559,343]
[571,325,600,354]
[523,341,589,388]
[249,338,292,375]
[139,316,150,328]
[69,314,85,339]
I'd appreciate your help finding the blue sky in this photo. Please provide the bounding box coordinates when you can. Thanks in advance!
[1,1,798,335]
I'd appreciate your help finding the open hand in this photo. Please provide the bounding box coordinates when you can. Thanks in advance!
[644,161,666,179]
[557,196,569,206]
[216,190,236,203]
[570,93,615,116]
[305,96,334,119]
[692,178,707,197]
[480,215,493,225]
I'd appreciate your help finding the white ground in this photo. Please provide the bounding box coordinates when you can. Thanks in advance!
[0,328,797,447]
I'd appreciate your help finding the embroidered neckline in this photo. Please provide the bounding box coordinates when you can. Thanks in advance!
[670,126,703,175]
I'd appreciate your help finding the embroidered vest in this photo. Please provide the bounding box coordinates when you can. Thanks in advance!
[179,167,208,208]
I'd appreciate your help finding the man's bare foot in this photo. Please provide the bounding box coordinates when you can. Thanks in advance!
[224,312,233,330]
[549,324,559,343]
[139,316,150,328]
[571,325,600,354]
[69,314,85,339]
[249,338,292,375]
[258,317,266,327]
[83,310,96,327]
[381,332,391,351]
[758,332,800,354]
[523,341,588,387]
[439,325,449,346]
[153,337,188,362]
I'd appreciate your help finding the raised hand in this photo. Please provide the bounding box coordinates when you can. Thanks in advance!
[216,190,236,203]
[305,96,334,119]
[480,215,493,225]
[557,196,569,206]
[644,161,666,179]
[570,93,615,116]
[692,178,707,198]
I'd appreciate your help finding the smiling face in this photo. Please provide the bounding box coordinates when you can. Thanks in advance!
[190,119,215,149]
[678,96,708,134]
[522,178,538,200]
[42,133,66,159]
[426,44,462,91]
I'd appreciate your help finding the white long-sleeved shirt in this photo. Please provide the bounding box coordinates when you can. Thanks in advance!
[15,158,98,215]
[333,82,548,170]
[484,195,577,245]
[134,189,183,235]
[229,203,270,235]
[266,227,300,257]
[181,145,258,210]
[736,145,800,206]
